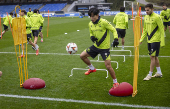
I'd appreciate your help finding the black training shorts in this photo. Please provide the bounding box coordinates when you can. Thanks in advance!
[163,22,170,27]
[27,33,32,41]
[148,42,160,57]
[3,24,8,31]
[85,45,110,60]
[116,28,126,38]
[32,30,39,37]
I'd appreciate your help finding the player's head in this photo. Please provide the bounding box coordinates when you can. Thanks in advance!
[37,9,40,14]
[21,9,27,16]
[9,12,13,16]
[33,9,38,13]
[162,4,167,10]
[145,4,153,15]
[29,8,31,11]
[88,8,100,23]
[120,7,125,12]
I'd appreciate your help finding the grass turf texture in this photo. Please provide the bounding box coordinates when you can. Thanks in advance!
[0,16,170,108]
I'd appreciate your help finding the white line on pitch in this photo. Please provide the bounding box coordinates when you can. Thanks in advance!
[0,52,170,57]
[0,94,169,109]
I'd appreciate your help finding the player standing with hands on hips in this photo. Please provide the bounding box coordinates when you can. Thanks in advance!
[140,4,165,81]
[80,8,120,89]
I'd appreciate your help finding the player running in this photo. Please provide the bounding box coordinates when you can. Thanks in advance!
[113,7,128,50]
[18,10,39,57]
[37,9,44,42]
[27,8,33,17]
[30,9,43,55]
[0,12,13,38]
[160,4,170,33]
[80,8,119,89]
[140,4,165,81]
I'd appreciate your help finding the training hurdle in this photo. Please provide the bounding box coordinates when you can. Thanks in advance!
[90,60,118,69]
[69,68,109,79]
[110,50,132,56]
[111,46,134,50]
[93,54,126,62]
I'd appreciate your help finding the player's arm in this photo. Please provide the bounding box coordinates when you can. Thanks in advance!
[26,17,31,28]
[125,14,129,29]
[88,23,98,42]
[140,18,147,43]
[3,17,6,22]
[104,20,118,39]
[156,16,165,47]
[113,15,116,25]
[27,12,29,17]
[160,11,164,19]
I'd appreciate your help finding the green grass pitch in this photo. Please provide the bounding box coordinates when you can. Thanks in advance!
[0,16,170,109]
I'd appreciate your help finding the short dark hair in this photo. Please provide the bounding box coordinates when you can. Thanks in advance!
[88,8,99,17]
[33,9,38,13]
[21,9,27,14]
[163,4,167,6]
[145,4,153,9]
[120,7,125,12]
[14,13,17,17]
[29,8,31,9]
[37,9,40,14]
[9,12,13,15]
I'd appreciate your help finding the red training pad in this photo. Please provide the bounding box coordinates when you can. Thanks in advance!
[23,78,45,89]
[109,82,133,96]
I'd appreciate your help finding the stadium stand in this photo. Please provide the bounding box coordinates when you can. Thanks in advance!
[40,3,67,12]
[18,4,43,12]
[0,5,16,14]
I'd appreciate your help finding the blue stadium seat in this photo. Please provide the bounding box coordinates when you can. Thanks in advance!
[0,5,16,14]
[40,3,67,12]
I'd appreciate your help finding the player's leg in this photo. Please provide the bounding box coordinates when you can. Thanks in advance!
[0,25,8,38]
[27,33,39,51]
[151,42,162,77]
[39,26,43,42]
[143,43,152,80]
[80,51,91,65]
[168,21,170,33]
[18,44,25,58]
[163,22,167,31]
[100,49,119,88]
[120,29,126,50]
[80,45,98,75]
[32,30,39,55]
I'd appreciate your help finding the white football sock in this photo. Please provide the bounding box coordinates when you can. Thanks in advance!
[21,50,23,55]
[113,79,117,83]
[35,44,39,50]
[122,45,124,48]
[164,32,166,37]
[149,71,153,76]
[41,38,43,40]
[89,64,95,70]
[156,67,162,74]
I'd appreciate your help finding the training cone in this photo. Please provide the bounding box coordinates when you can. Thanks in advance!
[23,78,45,89]
[109,82,133,97]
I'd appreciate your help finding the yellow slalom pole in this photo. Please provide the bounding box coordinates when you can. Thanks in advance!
[132,2,140,97]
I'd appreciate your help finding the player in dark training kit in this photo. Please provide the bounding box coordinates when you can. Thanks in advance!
[80,8,119,89]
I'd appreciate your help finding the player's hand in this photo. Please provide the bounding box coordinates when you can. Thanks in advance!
[164,16,168,20]
[140,42,142,44]
[113,38,119,47]
[90,36,98,42]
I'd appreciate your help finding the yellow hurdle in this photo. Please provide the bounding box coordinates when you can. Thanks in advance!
[11,5,28,87]
[132,2,140,97]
